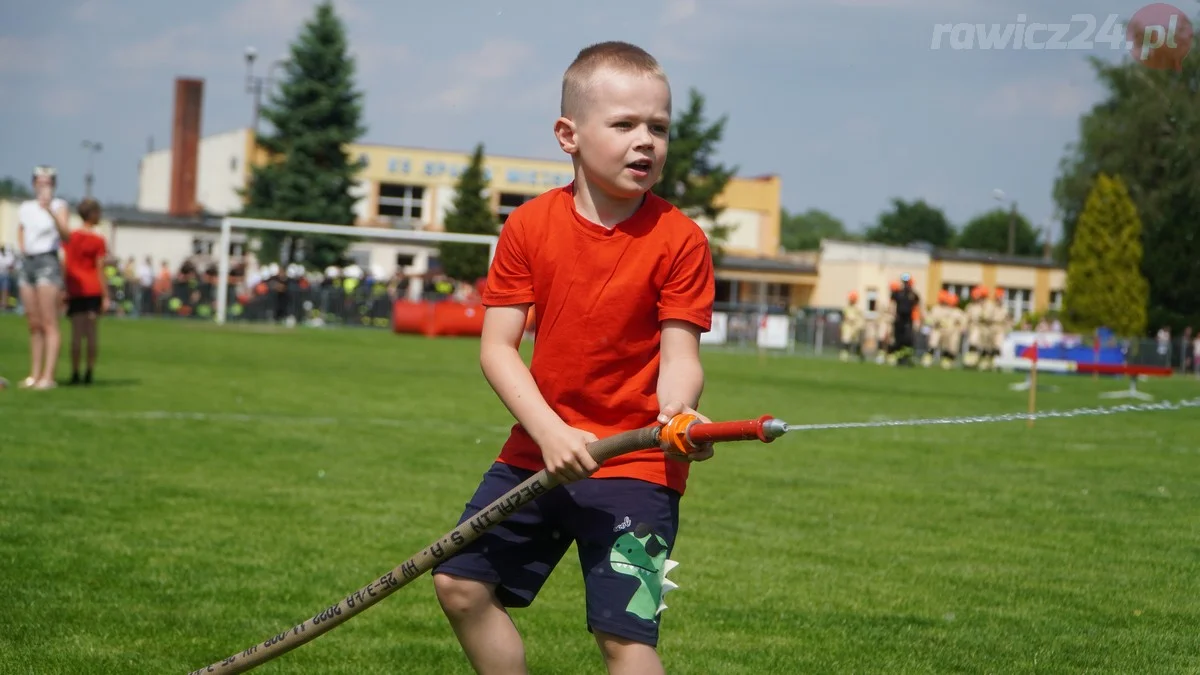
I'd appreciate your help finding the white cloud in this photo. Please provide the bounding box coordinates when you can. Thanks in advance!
[353,41,412,75]
[109,24,217,71]
[219,0,316,36]
[421,39,536,113]
[40,87,89,118]
[0,36,63,74]
[219,0,368,37]
[816,0,986,9]
[451,39,535,81]
[661,0,698,25]
[978,73,1099,120]
[71,0,106,22]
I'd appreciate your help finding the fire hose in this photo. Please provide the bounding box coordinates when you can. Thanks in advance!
[187,413,789,674]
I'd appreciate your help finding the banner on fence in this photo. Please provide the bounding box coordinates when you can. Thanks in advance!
[757,314,790,350]
[701,311,729,346]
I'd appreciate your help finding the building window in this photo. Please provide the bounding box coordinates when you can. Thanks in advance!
[498,192,535,224]
[764,283,790,309]
[942,283,972,303]
[192,238,214,256]
[866,288,878,312]
[1004,287,1033,320]
[378,183,425,224]
[715,279,736,305]
[1049,290,1063,312]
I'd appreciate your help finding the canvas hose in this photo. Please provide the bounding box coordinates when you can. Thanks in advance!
[187,420,727,674]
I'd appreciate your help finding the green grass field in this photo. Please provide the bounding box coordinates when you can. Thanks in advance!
[2,315,1199,674]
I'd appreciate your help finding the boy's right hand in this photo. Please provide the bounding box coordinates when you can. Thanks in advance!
[534,422,600,483]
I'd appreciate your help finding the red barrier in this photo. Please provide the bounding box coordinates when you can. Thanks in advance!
[392,300,485,337]
[1074,362,1173,377]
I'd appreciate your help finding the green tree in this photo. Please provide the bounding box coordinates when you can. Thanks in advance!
[240,1,366,270]
[1064,174,1149,337]
[438,143,497,282]
[1053,15,1200,331]
[652,88,737,264]
[0,177,32,200]
[780,208,849,251]
[865,198,955,247]
[955,207,1041,256]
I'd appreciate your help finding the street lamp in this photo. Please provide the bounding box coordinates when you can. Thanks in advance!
[1040,216,1057,260]
[81,140,102,198]
[244,46,289,135]
[992,188,1018,256]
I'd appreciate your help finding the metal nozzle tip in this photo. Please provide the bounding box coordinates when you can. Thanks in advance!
[762,418,789,439]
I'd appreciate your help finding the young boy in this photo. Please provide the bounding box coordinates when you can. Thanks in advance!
[60,198,109,385]
[432,41,715,675]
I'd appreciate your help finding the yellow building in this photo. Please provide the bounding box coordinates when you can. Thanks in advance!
[137,129,807,293]
[810,239,1065,320]
[929,249,1065,319]
[124,129,1065,320]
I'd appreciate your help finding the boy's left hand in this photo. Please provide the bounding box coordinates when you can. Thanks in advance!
[657,402,715,463]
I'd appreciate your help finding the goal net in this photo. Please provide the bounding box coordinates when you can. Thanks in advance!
[214,217,498,327]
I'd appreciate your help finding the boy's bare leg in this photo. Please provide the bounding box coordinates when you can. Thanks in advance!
[595,631,665,675]
[86,314,99,371]
[70,314,85,376]
[434,574,527,674]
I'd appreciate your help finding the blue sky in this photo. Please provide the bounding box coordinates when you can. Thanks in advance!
[0,0,1166,242]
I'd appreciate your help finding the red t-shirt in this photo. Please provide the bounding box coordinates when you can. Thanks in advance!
[482,185,715,494]
[64,229,107,298]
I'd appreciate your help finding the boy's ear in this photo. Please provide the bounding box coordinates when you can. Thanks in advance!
[554,117,579,155]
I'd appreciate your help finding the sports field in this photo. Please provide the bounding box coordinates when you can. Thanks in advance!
[2,315,1198,674]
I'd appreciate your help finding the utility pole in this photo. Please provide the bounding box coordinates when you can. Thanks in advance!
[244,46,289,136]
[992,189,1018,256]
[81,140,102,198]
[1007,200,1017,256]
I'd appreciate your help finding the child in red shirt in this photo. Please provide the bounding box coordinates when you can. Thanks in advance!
[433,42,715,674]
[62,198,109,385]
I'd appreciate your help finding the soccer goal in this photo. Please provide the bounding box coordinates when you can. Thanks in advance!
[215,216,499,325]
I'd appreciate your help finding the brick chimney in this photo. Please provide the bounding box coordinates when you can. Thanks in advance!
[169,77,204,216]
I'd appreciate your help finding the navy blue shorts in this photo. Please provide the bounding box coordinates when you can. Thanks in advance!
[433,462,681,646]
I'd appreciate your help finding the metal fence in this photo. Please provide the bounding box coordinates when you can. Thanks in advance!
[700,306,1197,376]
[2,276,1197,376]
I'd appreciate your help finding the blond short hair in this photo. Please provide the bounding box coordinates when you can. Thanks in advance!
[560,41,669,118]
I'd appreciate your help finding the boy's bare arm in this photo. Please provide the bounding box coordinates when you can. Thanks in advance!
[480,305,598,481]
[657,319,714,461]
[97,258,110,311]
[480,305,559,436]
[657,319,705,412]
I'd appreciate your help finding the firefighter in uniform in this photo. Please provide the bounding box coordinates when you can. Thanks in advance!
[840,291,865,362]
[888,273,920,367]
[940,290,967,369]
[964,286,987,369]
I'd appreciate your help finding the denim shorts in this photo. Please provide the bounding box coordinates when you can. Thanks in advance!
[433,462,681,646]
[18,252,63,288]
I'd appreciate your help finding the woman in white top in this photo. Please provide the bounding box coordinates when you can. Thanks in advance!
[17,166,70,389]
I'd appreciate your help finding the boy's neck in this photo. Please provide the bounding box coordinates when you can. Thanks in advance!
[572,177,645,229]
